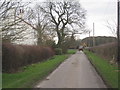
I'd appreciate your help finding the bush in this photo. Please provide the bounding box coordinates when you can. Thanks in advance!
[54,48,62,55]
[61,42,69,54]
[62,48,68,54]
[2,43,55,73]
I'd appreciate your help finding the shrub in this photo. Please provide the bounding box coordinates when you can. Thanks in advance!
[2,43,55,73]
[54,48,62,55]
[61,47,68,54]
[61,42,69,54]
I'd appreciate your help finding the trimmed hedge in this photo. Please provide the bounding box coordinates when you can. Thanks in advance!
[2,43,54,73]
[87,42,117,63]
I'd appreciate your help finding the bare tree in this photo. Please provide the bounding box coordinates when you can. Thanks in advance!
[16,3,55,45]
[40,1,86,47]
[0,0,30,43]
[106,20,117,37]
[26,4,54,45]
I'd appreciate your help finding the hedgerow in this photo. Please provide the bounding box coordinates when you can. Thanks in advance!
[87,42,117,63]
[2,43,54,73]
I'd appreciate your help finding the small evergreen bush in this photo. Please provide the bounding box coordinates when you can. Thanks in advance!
[54,48,62,55]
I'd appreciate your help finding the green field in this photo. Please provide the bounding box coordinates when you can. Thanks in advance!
[84,50,118,88]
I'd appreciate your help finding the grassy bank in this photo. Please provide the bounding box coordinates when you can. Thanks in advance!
[2,55,69,88]
[84,50,118,88]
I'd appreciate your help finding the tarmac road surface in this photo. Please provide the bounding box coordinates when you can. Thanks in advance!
[35,51,106,88]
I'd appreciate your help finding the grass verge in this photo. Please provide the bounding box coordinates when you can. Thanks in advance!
[84,50,118,88]
[0,73,1,89]
[2,55,69,88]
[67,49,76,54]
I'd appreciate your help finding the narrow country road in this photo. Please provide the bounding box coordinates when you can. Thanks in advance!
[35,51,106,88]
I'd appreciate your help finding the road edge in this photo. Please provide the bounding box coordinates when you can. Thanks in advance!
[84,51,111,88]
[34,54,73,88]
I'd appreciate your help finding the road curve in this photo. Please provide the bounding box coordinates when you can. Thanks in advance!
[35,51,106,88]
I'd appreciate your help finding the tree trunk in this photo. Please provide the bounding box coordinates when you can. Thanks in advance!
[37,37,43,45]
[57,32,62,48]
[57,34,65,48]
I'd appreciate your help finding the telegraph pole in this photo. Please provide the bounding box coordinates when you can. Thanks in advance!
[88,31,90,47]
[93,23,95,47]
[117,0,120,64]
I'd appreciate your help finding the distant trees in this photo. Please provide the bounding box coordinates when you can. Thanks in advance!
[81,36,117,47]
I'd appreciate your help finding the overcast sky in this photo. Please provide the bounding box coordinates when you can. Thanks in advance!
[78,0,117,39]
[19,0,117,44]
[26,0,117,39]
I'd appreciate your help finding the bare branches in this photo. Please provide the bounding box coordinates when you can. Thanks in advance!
[1,0,87,45]
[0,0,30,43]
[40,1,86,46]
[16,16,37,30]
[106,20,117,37]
